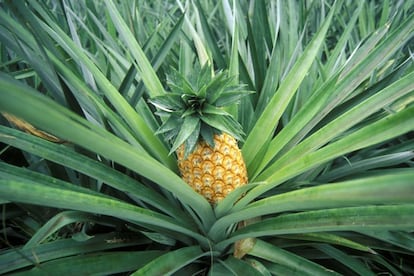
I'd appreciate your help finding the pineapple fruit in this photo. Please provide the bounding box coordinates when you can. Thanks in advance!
[150,65,250,204]
[177,132,248,204]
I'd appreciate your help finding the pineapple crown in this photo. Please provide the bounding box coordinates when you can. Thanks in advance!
[150,64,251,157]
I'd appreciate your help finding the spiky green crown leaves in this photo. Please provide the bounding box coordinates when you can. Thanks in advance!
[150,65,251,157]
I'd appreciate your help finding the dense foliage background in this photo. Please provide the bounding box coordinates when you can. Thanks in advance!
[1,0,413,275]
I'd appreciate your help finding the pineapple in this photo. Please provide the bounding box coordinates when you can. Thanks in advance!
[177,132,248,204]
[150,65,250,204]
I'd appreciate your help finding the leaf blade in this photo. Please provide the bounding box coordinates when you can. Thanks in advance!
[242,0,338,170]
[132,246,205,276]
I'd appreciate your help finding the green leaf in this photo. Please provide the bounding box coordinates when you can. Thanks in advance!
[129,14,186,106]
[23,211,102,249]
[204,73,231,103]
[201,114,244,141]
[44,11,172,166]
[360,230,414,252]
[247,240,339,275]
[218,257,262,275]
[168,68,197,96]
[222,205,414,248]
[0,159,108,199]
[242,103,414,205]
[0,233,151,275]
[314,244,376,276]
[265,263,307,276]
[149,93,185,112]
[200,125,216,147]
[0,5,66,106]
[150,14,186,72]
[0,75,214,228]
[170,115,201,154]
[12,251,163,276]
[210,171,414,240]
[140,231,177,246]
[103,0,165,98]
[155,116,180,135]
[242,0,339,169]
[184,124,202,156]
[46,51,150,154]
[281,233,375,253]
[317,151,414,182]
[214,183,258,218]
[0,128,185,221]
[323,2,364,73]
[132,246,206,275]
[193,0,226,68]
[0,179,207,245]
[272,13,414,166]
[202,104,233,116]
[207,262,234,275]
[215,89,254,107]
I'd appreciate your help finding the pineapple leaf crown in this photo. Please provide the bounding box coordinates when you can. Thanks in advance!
[150,64,251,157]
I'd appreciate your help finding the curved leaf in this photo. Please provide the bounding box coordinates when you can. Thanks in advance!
[23,211,103,249]
[0,179,208,247]
[280,233,374,253]
[247,240,339,275]
[0,233,151,274]
[239,104,414,206]
[31,7,172,166]
[170,115,200,154]
[0,74,215,227]
[103,0,165,98]
[255,70,414,182]
[219,205,414,249]
[132,246,206,275]
[210,171,414,240]
[0,128,187,221]
[217,256,263,275]
[11,251,163,276]
[242,0,338,168]
[314,244,376,276]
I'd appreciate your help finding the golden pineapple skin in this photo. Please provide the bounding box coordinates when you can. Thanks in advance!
[177,133,248,204]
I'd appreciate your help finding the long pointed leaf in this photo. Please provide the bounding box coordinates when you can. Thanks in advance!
[0,74,215,227]
[239,103,414,206]
[103,0,165,98]
[132,246,206,275]
[11,251,163,276]
[314,244,375,276]
[218,204,414,249]
[255,70,414,181]
[0,233,151,274]
[23,211,106,249]
[248,240,339,275]
[30,7,172,166]
[193,0,226,68]
[0,127,186,221]
[242,0,338,169]
[0,179,207,246]
[210,170,414,240]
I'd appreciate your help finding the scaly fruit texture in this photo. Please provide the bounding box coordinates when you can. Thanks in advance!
[150,65,250,204]
[177,132,248,204]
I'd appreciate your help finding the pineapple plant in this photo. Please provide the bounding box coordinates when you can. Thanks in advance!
[150,66,249,204]
[1,0,414,275]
